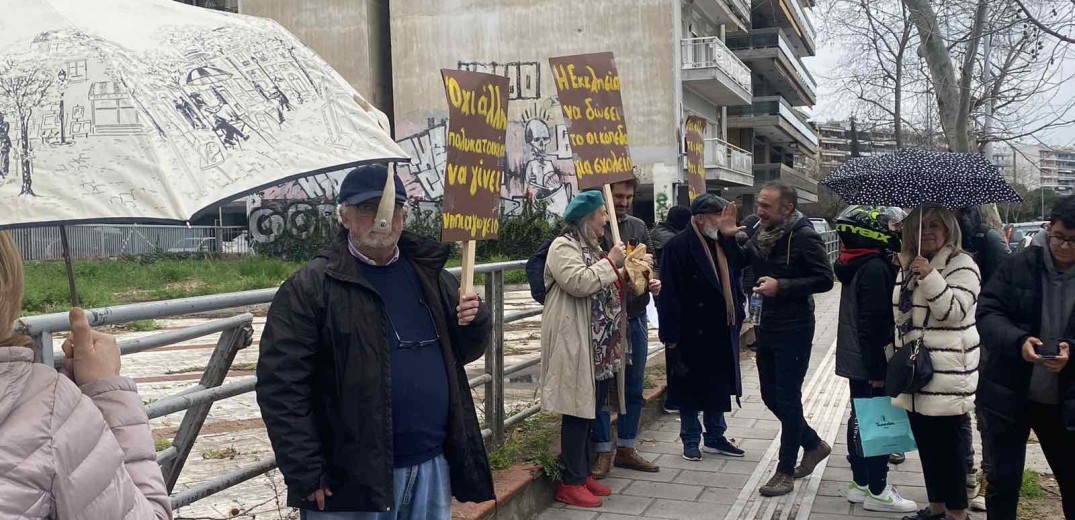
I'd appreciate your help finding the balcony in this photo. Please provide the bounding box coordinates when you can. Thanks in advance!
[701,138,754,187]
[726,95,819,153]
[753,163,819,202]
[727,28,816,106]
[681,37,753,107]
[694,0,751,34]
[753,0,816,57]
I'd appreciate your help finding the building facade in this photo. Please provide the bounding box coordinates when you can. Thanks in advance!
[1038,147,1075,193]
[817,120,897,175]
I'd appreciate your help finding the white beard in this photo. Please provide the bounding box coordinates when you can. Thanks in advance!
[703,226,722,241]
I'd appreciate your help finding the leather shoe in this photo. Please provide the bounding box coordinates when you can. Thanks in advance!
[591,452,612,479]
[614,447,660,473]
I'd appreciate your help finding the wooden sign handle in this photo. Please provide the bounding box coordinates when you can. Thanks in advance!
[603,184,622,245]
[460,240,477,294]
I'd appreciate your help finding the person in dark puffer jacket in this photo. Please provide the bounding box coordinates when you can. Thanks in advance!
[833,206,917,514]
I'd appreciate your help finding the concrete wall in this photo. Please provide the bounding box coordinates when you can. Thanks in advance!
[390,0,678,218]
[238,0,392,118]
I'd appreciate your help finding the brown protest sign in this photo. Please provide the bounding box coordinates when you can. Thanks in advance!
[685,116,707,201]
[439,69,510,242]
[548,52,635,190]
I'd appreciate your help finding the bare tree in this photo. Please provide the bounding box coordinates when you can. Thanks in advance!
[0,58,54,196]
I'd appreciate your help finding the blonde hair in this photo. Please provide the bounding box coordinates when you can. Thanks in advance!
[901,205,963,257]
[0,231,32,348]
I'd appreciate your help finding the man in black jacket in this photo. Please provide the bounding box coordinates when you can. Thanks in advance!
[255,165,495,518]
[977,195,1075,520]
[745,182,835,497]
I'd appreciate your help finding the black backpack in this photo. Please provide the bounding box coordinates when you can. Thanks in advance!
[525,238,555,304]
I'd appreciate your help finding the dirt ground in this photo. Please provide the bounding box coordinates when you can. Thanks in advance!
[1019,475,1065,520]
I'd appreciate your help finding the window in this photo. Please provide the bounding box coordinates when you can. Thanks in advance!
[66,60,87,82]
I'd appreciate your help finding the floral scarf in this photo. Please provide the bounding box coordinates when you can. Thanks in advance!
[567,230,624,382]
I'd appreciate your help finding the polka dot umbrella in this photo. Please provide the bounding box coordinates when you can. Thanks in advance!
[821,149,1022,209]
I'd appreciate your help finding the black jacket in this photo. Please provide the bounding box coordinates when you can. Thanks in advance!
[976,243,1075,432]
[960,210,1011,285]
[255,232,495,511]
[650,222,680,268]
[744,218,835,331]
[657,228,746,411]
[834,251,896,381]
[603,214,653,318]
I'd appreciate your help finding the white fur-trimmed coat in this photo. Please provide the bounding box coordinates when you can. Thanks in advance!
[891,246,981,416]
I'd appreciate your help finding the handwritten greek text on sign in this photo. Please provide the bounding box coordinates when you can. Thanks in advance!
[685,116,707,201]
[549,52,635,190]
[440,70,510,241]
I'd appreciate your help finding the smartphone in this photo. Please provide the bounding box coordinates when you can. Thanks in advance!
[1037,338,1060,359]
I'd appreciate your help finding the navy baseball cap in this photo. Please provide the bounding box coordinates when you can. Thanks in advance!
[336,164,407,206]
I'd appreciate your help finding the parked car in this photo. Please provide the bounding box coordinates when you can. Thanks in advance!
[167,237,216,253]
[1005,221,1047,252]
[809,218,833,234]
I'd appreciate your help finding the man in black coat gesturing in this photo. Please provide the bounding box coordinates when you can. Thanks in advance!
[658,195,748,462]
[977,195,1075,519]
[255,165,495,519]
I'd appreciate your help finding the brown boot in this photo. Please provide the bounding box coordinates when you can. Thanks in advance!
[759,471,795,497]
[793,439,832,479]
[591,452,613,479]
[613,447,660,473]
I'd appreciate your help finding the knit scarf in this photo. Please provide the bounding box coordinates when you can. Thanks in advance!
[565,230,623,382]
[754,210,804,258]
[692,219,736,327]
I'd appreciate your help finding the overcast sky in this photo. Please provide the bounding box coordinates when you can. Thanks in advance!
[805,32,1075,148]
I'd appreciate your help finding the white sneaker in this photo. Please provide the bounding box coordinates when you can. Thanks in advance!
[864,485,918,513]
[847,482,868,503]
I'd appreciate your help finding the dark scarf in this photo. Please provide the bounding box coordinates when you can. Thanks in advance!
[754,210,803,258]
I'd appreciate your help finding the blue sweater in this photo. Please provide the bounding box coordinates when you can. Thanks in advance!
[359,259,449,468]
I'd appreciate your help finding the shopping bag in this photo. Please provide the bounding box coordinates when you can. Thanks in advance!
[852,397,917,457]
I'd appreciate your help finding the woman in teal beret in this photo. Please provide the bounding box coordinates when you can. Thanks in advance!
[540,190,629,508]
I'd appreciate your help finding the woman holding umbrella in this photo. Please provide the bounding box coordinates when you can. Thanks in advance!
[891,206,981,520]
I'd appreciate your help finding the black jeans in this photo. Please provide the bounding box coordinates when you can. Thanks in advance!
[908,412,970,511]
[560,379,610,485]
[756,324,821,474]
[985,401,1075,519]
[847,380,889,495]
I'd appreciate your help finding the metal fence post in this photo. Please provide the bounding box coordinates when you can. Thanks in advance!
[32,331,54,367]
[159,322,254,492]
[483,269,506,447]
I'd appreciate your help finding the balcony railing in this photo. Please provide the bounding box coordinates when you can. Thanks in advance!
[704,137,754,178]
[727,96,819,148]
[783,0,816,47]
[681,37,752,93]
[726,28,817,95]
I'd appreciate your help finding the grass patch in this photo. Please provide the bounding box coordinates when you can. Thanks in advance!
[487,409,562,481]
[154,438,171,452]
[165,365,205,375]
[127,320,160,332]
[22,256,302,315]
[1021,471,1047,499]
[202,447,241,460]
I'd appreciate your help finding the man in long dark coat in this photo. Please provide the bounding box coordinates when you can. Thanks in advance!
[657,195,748,461]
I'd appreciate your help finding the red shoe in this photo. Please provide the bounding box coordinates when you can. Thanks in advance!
[586,476,612,497]
[555,483,603,507]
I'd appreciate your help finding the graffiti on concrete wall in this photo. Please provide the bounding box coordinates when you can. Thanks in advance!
[248,200,336,244]
[457,61,541,100]
[395,119,448,202]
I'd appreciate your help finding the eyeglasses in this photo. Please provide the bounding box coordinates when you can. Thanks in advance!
[385,300,440,350]
[1048,234,1075,249]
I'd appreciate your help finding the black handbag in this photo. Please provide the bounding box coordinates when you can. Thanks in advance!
[885,305,934,398]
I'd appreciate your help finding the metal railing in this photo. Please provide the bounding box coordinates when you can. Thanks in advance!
[704,137,754,178]
[13,242,847,511]
[727,96,820,148]
[10,224,252,261]
[726,28,817,96]
[680,37,752,93]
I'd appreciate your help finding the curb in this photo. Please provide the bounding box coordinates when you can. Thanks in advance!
[452,381,670,520]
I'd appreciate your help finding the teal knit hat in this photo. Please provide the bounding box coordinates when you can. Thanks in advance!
[564,191,605,223]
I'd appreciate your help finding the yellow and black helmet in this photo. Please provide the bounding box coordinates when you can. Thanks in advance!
[835,205,904,250]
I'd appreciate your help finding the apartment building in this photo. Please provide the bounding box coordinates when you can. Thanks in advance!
[817,120,897,175]
[234,0,818,222]
[1039,147,1075,193]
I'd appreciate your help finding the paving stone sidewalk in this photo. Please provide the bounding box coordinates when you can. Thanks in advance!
[539,285,978,520]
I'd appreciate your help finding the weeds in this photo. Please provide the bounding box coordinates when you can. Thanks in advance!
[154,438,171,452]
[487,406,562,482]
[1021,471,1047,499]
[202,447,241,460]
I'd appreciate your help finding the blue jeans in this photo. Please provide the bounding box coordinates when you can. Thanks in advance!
[594,317,647,452]
[679,410,728,449]
[300,455,452,520]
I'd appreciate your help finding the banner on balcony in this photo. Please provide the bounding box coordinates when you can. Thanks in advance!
[685,116,707,200]
[439,69,510,241]
[548,52,635,190]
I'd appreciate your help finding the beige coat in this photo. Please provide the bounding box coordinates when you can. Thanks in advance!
[891,246,981,416]
[0,346,172,520]
[540,236,626,419]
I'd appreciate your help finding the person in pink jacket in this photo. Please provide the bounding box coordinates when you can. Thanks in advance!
[0,231,172,520]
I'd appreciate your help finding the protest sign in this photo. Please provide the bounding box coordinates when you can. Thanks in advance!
[685,116,707,200]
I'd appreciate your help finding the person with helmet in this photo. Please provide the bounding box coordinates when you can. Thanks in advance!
[833,206,918,513]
